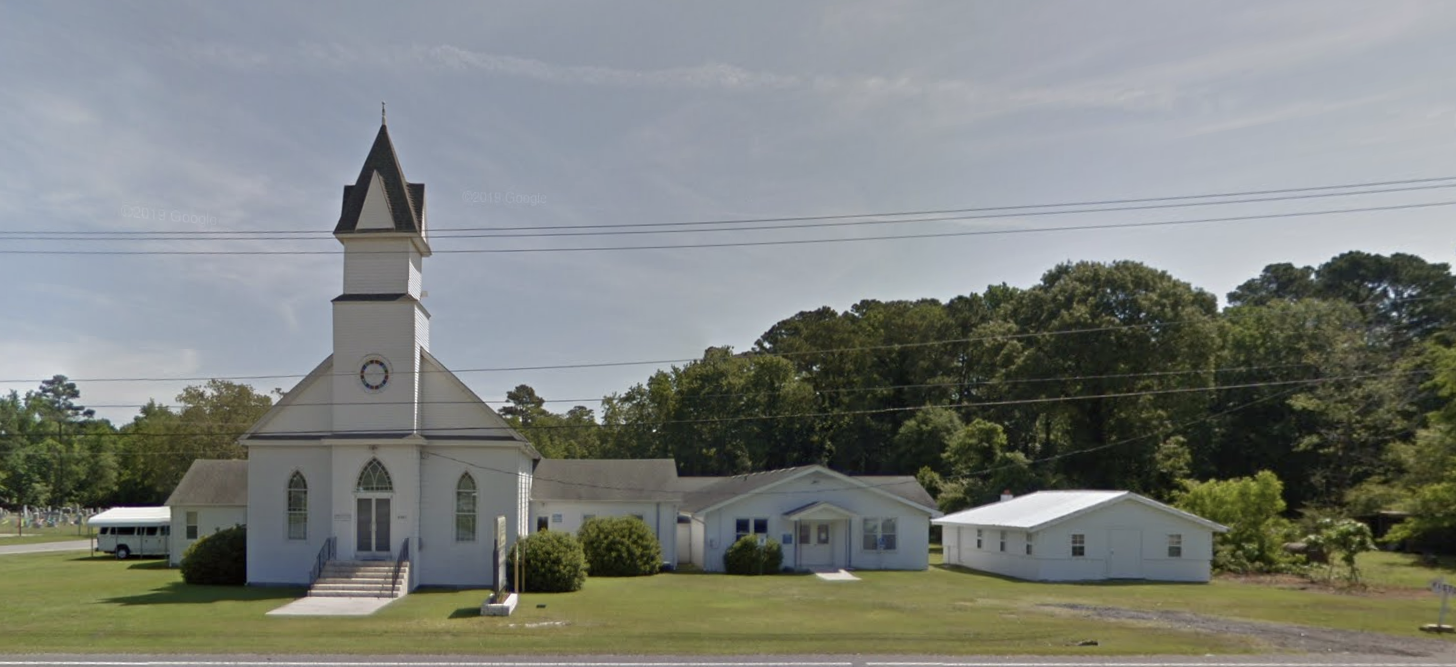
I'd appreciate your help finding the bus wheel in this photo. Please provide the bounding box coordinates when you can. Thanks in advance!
[115,545,130,560]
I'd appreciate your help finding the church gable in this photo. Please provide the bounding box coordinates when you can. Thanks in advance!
[418,349,536,451]
[241,356,335,439]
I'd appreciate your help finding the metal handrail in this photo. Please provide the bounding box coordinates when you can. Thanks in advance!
[385,538,410,597]
[309,536,336,585]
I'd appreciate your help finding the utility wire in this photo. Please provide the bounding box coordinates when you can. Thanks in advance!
[9,174,1455,236]
[64,362,1323,411]
[2,199,1454,256]
[0,320,1206,385]
[10,182,1456,242]
[14,370,1426,438]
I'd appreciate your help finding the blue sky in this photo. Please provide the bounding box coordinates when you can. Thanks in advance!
[2,1,1455,423]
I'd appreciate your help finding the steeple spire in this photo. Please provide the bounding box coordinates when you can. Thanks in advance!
[381,101,386,126]
[334,123,426,244]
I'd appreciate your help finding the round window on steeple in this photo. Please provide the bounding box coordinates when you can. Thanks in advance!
[359,355,391,393]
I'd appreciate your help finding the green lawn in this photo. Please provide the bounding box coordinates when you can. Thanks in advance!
[0,522,95,546]
[0,549,1450,656]
[1358,550,1456,589]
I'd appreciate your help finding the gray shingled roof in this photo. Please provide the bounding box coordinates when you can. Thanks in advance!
[531,459,680,502]
[165,460,248,507]
[679,466,937,514]
[335,124,425,235]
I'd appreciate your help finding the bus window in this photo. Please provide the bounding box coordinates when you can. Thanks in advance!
[118,527,136,535]
[99,527,110,535]
[144,527,157,536]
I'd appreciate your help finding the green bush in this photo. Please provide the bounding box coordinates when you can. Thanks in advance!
[578,516,662,577]
[723,535,783,575]
[180,524,247,585]
[506,530,587,592]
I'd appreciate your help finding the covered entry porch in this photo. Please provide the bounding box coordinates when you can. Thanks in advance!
[785,501,856,571]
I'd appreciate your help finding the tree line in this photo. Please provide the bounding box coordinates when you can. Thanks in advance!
[4,249,1455,549]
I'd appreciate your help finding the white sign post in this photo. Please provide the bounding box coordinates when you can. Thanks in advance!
[1423,578,1456,633]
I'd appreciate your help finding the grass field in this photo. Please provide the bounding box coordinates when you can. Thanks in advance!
[0,522,95,546]
[1,548,1454,656]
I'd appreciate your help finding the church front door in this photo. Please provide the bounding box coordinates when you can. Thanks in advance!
[356,497,391,558]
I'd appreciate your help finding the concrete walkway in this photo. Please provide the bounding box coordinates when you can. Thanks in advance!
[812,568,860,581]
[266,595,400,616]
[0,540,93,556]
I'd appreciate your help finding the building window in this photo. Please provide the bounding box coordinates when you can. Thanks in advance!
[863,517,897,551]
[999,530,1006,552]
[455,473,477,542]
[975,528,983,549]
[817,523,830,545]
[1071,533,1086,557]
[1168,534,1182,558]
[287,471,307,541]
[583,514,596,523]
[356,458,393,493]
[735,517,769,542]
[631,514,645,522]
[1025,533,1034,556]
[185,511,198,540]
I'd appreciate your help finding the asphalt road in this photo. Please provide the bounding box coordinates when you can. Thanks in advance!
[0,539,92,555]
[0,656,1451,667]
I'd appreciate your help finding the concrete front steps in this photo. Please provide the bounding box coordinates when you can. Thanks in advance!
[309,560,408,599]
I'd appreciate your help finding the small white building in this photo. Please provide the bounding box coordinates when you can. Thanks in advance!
[528,462,941,573]
[529,459,681,568]
[164,460,248,566]
[680,465,940,572]
[934,490,1227,582]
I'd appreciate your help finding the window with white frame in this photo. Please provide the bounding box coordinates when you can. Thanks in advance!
[999,529,1007,552]
[286,471,307,540]
[1071,533,1086,557]
[976,528,983,549]
[1167,533,1182,558]
[862,517,897,551]
[455,473,477,542]
[735,517,769,542]
[1025,532,1034,556]
[185,511,198,540]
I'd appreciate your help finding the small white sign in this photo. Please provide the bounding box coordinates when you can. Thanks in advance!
[1432,578,1456,596]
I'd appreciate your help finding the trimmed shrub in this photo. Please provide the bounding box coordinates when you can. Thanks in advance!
[723,535,783,575]
[578,516,662,577]
[180,524,247,585]
[506,530,587,592]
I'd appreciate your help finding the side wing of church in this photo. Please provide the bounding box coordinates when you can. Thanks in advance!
[240,122,539,590]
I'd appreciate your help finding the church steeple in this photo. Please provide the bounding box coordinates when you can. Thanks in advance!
[335,123,429,253]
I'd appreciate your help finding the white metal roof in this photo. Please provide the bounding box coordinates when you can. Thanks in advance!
[87,507,171,527]
[931,490,1227,533]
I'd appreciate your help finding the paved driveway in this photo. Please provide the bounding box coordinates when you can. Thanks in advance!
[0,539,93,556]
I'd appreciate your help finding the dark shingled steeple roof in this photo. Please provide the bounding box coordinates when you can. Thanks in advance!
[335,124,426,235]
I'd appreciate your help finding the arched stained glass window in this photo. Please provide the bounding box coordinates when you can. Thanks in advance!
[456,473,477,542]
[357,458,393,493]
[287,471,308,540]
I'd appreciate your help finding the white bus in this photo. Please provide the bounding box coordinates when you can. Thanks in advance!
[89,507,171,559]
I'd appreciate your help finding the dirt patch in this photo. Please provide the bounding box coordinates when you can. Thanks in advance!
[1044,603,1456,657]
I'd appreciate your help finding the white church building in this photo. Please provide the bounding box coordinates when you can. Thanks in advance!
[205,121,940,597]
[240,121,539,591]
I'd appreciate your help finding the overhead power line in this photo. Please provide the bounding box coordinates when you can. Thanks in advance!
[67,362,1322,411]
[18,370,1426,438]
[2,199,1452,256]
[8,174,1455,237]
[9,182,1456,243]
[0,320,1205,386]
